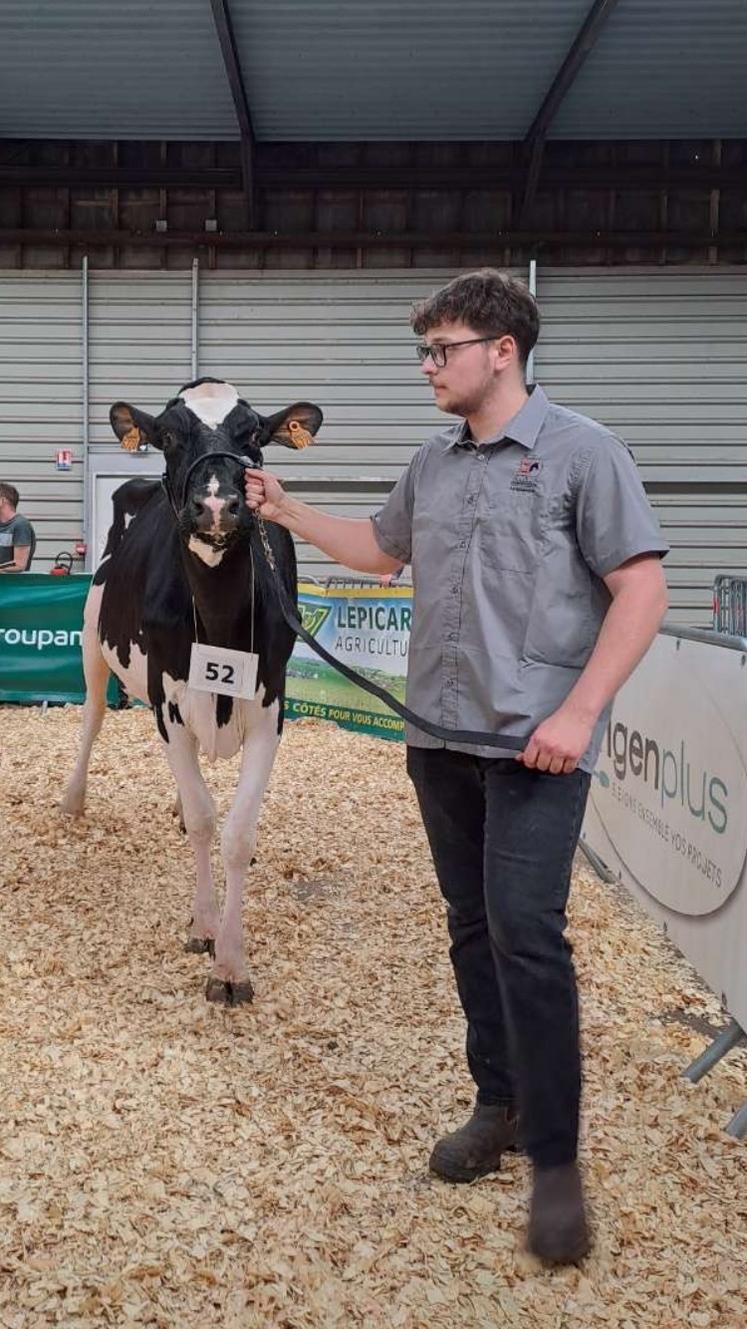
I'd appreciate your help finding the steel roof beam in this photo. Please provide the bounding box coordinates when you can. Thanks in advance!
[0,227,732,251]
[1,161,740,192]
[521,0,623,220]
[208,0,256,225]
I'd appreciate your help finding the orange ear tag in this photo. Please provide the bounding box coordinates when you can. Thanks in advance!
[121,426,141,451]
[287,419,313,449]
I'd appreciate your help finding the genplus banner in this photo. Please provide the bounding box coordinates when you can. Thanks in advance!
[583,628,747,1028]
[285,581,412,742]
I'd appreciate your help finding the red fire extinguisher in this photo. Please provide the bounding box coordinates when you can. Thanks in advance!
[49,552,74,576]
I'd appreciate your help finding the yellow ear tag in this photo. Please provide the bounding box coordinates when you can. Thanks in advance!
[121,426,141,452]
[287,419,313,449]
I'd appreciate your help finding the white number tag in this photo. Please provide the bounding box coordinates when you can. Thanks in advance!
[188,643,259,699]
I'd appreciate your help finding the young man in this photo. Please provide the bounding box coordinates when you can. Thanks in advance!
[0,483,36,572]
[245,270,668,1263]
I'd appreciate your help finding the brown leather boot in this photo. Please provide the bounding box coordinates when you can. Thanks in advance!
[429,1104,519,1183]
[527,1162,591,1264]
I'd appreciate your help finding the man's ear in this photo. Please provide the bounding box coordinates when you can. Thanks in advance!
[262,401,323,450]
[110,402,161,451]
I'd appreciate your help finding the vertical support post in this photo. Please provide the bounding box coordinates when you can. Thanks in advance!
[191,257,199,381]
[81,254,90,568]
[708,139,721,266]
[526,258,537,386]
[209,0,257,230]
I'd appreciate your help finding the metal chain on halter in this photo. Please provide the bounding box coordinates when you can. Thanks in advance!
[255,513,277,574]
[249,544,255,656]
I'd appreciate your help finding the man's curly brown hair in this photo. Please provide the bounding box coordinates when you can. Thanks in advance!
[411,269,540,367]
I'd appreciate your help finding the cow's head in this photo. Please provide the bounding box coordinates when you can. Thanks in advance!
[109,379,322,566]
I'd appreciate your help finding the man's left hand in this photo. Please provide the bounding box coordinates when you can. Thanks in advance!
[517,705,596,774]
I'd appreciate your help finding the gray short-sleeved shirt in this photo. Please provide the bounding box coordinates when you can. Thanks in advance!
[0,513,36,569]
[371,384,668,772]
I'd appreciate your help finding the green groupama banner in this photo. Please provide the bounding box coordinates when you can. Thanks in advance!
[0,573,99,703]
[0,575,412,741]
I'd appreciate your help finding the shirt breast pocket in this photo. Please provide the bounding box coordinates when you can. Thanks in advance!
[482,492,543,574]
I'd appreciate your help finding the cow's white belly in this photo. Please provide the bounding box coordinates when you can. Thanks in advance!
[162,674,267,762]
[101,642,271,762]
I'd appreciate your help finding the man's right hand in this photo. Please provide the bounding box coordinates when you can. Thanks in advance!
[244,468,288,523]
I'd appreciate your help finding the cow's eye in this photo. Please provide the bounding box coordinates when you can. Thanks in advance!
[161,430,181,454]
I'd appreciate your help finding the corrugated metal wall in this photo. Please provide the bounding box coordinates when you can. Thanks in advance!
[1,266,745,624]
[0,273,82,564]
[88,271,194,434]
[198,271,448,578]
[536,269,747,623]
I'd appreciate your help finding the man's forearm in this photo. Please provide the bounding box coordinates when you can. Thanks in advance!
[273,497,402,575]
[563,577,668,724]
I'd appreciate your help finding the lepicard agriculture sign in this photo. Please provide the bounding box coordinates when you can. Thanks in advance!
[285,581,411,741]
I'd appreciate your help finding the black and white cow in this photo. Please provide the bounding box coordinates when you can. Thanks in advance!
[62,378,322,1004]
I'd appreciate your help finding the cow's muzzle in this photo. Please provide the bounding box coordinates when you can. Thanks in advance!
[189,490,243,539]
[162,448,261,538]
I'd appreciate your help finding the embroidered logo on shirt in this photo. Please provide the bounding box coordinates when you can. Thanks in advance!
[510,457,543,491]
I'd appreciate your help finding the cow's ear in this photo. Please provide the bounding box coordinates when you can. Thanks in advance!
[262,401,323,450]
[110,402,161,451]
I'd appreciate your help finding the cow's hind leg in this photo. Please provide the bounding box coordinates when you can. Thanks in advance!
[61,588,110,816]
[160,727,220,958]
[206,699,281,1007]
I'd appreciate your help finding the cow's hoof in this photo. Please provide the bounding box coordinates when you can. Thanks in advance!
[185,936,215,958]
[205,976,254,1006]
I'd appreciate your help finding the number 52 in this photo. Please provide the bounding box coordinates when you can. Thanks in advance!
[206,661,235,684]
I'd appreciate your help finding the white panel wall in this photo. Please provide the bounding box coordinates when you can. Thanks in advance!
[1,265,745,624]
[0,273,83,566]
[535,268,747,624]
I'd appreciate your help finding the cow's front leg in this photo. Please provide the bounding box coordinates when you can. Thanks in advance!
[160,726,221,957]
[206,700,281,1006]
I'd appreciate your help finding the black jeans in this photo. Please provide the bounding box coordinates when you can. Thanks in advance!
[406,746,591,1169]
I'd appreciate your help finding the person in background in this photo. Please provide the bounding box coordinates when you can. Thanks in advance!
[0,484,36,572]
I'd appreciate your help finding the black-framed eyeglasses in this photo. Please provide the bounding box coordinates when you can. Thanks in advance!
[415,335,501,369]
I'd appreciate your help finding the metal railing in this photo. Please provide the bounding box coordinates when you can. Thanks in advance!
[713,574,747,637]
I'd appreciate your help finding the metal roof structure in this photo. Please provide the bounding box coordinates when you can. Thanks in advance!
[0,0,744,144]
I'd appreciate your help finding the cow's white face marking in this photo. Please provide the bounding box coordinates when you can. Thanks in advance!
[188,536,225,566]
[180,382,239,430]
[202,470,225,526]
[202,474,226,530]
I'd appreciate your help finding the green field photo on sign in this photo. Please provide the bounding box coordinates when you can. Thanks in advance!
[284,585,411,742]
[285,659,406,741]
